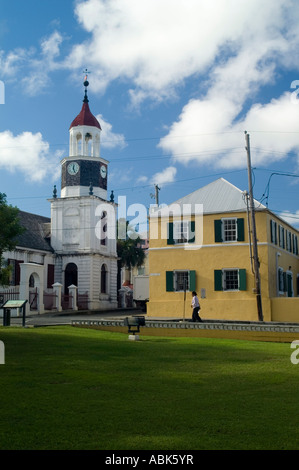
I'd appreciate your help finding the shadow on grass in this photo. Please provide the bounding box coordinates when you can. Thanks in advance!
[0,326,298,450]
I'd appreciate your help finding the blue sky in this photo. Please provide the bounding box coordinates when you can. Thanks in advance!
[1,0,299,228]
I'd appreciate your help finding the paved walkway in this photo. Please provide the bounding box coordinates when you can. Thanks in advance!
[2,308,141,327]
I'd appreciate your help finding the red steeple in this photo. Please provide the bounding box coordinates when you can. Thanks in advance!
[69,75,101,130]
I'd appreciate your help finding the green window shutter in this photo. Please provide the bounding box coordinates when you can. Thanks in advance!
[274,222,277,245]
[188,221,195,243]
[214,270,223,291]
[166,271,174,292]
[189,270,196,291]
[270,220,273,243]
[239,269,246,290]
[214,220,222,242]
[237,218,245,241]
[167,222,174,245]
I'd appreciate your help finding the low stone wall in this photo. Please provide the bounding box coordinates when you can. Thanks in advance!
[72,318,299,343]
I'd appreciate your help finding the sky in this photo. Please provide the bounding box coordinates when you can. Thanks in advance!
[1,0,299,229]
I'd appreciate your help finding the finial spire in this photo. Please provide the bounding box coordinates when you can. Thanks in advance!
[83,68,90,103]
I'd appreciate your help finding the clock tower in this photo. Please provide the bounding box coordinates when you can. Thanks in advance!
[50,77,118,311]
[61,76,108,199]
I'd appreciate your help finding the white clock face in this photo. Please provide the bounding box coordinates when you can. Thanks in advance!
[100,165,107,178]
[67,162,79,175]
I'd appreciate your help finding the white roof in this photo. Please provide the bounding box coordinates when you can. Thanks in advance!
[152,178,265,216]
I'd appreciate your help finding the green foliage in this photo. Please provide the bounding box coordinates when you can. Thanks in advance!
[0,193,25,286]
[117,236,145,269]
[117,219,146,269]
[0,326,298,450]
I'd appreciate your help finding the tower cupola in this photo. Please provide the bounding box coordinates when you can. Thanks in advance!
[61,75,108,199]
[69,76,101,157]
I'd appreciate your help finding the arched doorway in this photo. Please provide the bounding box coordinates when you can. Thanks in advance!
[64,263,78,294]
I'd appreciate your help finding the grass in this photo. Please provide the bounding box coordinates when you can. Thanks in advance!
[0,325,299,450]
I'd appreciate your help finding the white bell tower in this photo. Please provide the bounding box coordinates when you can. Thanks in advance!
[50,75,118,311]
[60,76,109,199]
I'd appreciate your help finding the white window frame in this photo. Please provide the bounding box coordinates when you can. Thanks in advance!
[221,218,237,242]
[173,270,189,292]
[173,221,190,244]
[223,268,239,291]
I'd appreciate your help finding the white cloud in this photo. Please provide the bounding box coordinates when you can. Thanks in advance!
[0,130,60,182]
[279,210,299,228]
[69,0,299,101]
[0,31,64,95]
[137,175,148,184]
[0,48,33,79]
[158,91,299,169]
[96,114,126,149]
[151,166,177,186]
[67,0,299,170]
[21,31,64,95]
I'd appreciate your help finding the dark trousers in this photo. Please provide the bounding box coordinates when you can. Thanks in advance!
[192,307,202,322]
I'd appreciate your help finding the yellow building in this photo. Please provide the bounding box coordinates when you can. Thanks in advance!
[147,178,299,322]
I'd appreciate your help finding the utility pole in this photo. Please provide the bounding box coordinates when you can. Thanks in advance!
[245,131,263,321]
[150,184,160,206]
[155,184,160,206]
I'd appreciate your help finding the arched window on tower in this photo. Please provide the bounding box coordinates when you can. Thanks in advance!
[95,134,100,157]
[85,132,92,156]
[101,264,107,294]
[101,211,107,246]
[76,132,82,155]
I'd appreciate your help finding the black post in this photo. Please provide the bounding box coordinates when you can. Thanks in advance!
[22,301,27,328]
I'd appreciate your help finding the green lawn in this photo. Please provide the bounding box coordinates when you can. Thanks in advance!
[0,325,299,450]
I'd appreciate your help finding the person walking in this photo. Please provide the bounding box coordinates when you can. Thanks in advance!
[191,291,202,322]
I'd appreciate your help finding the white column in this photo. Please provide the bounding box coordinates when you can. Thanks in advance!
[68,284,78,311]
[52,282,63,312]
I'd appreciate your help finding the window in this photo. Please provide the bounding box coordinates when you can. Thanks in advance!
[175,271,189,291]
[167,221,195,245]
[8,259,23,286]
[270,220,277,244]
[100,212,107,246]
[173,221,189,243]
[223,270,239,290]
[292,234,298,255]
[223,218,237,241]
[279,225,285,249]
[287,230,292,252]
[278,267,284,293]
[214,269,246,291]
[101,264,107,294]
[166,270,196,292]
[214,218,244,242]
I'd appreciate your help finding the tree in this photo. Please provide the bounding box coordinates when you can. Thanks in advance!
[117,236,146,270]
[0,193,25,286]
[117,219,146,269]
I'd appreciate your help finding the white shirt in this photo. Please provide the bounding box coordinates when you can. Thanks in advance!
[192,295,200,308]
